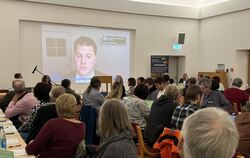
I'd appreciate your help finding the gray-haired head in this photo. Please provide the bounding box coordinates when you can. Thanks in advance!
[198,78,212,88]
[232,77,243,88]
[114,75,123,84]
[50,86,66,101]
[181,107,239,158]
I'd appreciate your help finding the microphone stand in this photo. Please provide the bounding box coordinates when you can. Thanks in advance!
[32,66,58,85]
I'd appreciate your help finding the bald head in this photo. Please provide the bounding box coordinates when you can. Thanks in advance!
[12,80,26,94]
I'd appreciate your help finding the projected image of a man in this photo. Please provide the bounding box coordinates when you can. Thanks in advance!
[74,37,96,77]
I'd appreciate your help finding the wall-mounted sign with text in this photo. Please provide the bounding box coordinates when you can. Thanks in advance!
[151,55,169,78]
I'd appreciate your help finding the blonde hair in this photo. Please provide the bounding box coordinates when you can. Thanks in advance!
[55,93,77,118]
[105,82,123,100]
[98,99,133,140]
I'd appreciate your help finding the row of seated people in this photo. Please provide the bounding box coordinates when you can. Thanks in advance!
[0,73,248,157]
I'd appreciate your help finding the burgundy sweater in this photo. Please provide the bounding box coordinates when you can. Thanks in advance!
[26,118,85,158]
[224,88,249,111]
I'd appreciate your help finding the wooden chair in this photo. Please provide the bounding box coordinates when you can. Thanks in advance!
[136,125,160,158]
[233,102,242,115]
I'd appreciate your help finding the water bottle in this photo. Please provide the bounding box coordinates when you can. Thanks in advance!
[0,126,6,150]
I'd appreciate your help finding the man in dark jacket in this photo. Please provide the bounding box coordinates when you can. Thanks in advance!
[144,85,179,147]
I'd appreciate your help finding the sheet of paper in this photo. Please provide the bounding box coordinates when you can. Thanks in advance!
[7,139,19,145]
[9,149,27,156]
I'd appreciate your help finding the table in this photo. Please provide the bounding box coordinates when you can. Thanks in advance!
[0,111,34,158]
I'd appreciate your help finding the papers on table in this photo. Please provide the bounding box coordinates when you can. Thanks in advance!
[7,139,19,145]
[3,126,16,135]
[9,149,27,156]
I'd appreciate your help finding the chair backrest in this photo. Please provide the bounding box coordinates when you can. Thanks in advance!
[233,102,240,115]
[136,125,160,158]
[79,105,99,145]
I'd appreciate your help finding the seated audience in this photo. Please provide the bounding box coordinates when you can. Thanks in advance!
[182,77,196,96]
[41,75,52,87]
[14,73,23,79]
[155,76,168,99]
[61,79,81,104]
[96,99,137,158]
[224,77,249,112]
[105,81,123,100]
[82,76,104,108]
[114,75,126,98]
[179,73,189,87]
[144,77,157,101]
[5,80,38,126]
[179,107,239,158]
[18,82,52,139]
[198,78,232,112]
[25,86,65,143]
[127,77,136,95]
[235,101,250,157]
[26,94,85,158]
[212,76,224,92]
[0,90,15,113]
[144,85,179,147]
[124,85,150,129]
[172,85,202,130]
[211,77,220,91]
[136,77,145,86]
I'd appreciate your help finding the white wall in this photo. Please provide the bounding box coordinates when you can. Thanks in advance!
[200,9,250,87]
[0,0,200,89]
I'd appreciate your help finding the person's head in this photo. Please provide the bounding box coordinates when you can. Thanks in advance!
[169,78,175,84]
[114,75,124,84]
[106,82,123,99]
[164,84,180,101]
[50,86,66,101]
[183,73,188,79]
[188,77,196,87]
[86,76,101,93]
[211,78,220,90]
[144,77,154,90]
[33,82,52,102]
[212,76,221,83]
[185,85,202,105]
[180,107,239,158]
[98,98,133,140]
[155,77,166,91]
[244,101,250,112]
[162,73,170,83]
[74,36,97,76]
[128,77,136,87]
[198,78,211,95]
[14,73,22,79]
[134,85,148,100]
[136,77,145,86]
[12,80,26,94]
[41,75,51,85]
[61,79,71,89]
[55,93,77,119]
[232,77,243,88]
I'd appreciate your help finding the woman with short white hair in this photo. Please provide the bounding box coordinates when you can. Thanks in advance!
[179,107,239,158]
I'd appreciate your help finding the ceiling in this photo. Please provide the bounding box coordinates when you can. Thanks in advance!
[128,0,232,8]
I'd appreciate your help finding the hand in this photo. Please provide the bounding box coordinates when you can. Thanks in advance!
[177,95,184,106]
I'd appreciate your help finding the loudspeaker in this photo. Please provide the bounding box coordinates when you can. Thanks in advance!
[178,33,185,44]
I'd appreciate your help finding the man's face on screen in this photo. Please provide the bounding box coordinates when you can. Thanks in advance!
[74,45,96,76]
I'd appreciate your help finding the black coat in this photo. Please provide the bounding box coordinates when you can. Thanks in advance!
[26,103,58,143]
[144,95,177,145]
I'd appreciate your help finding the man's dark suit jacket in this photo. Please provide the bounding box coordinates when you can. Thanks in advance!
[26,103,58,143]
